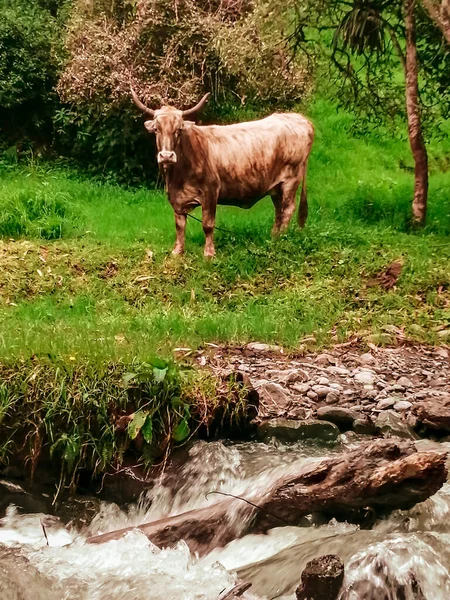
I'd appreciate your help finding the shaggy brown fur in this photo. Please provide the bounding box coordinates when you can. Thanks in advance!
[132,91,314,257]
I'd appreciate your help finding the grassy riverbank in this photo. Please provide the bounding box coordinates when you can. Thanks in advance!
[1,100,449,486]
[1,102,450,361]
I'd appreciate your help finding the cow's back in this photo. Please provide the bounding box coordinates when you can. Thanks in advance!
[199,113,313,201]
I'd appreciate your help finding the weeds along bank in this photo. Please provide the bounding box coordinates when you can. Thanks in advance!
[0,101,449,490]
[0,358,254,496]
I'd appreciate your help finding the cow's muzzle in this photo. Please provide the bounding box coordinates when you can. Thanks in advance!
[157,151,177,165]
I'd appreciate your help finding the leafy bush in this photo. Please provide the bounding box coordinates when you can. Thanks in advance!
[54,0,311,183]
[0,0,68,151]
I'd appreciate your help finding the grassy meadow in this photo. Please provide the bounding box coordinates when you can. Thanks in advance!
[1,100,450,363]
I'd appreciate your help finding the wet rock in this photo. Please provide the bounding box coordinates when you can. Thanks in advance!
[354,371,376,385]
[376,398,397,410]
[325,391,340,405]
[296,554,344,600]
[257,418,340,443]
[317,406,359,431]
[394,400,413,412]
[353,417,378,435]
[375,410,419,440]
[397,376,414,388]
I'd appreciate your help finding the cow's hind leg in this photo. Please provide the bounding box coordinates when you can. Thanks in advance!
[202,203,217,259]
[271,187,283,235]
[279,181,299,232]
[172,212,187,255]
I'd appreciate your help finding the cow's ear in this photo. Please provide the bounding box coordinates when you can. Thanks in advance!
[182,120,195,131]
[144,120,155,132]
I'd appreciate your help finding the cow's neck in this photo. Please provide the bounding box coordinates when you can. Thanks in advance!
[163,127,204,198]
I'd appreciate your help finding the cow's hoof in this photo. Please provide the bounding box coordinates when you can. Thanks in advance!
[171,248,184,256]
[204,251,215,260]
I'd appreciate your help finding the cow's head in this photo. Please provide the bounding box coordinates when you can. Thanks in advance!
[131,88,210,166]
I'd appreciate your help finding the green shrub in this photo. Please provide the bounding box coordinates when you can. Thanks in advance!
[0,181,81,240]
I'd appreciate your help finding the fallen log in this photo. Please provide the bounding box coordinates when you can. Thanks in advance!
[296,554,344,600]
[87,440,447,555]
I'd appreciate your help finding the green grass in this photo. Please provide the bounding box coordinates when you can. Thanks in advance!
[0,99,449,362]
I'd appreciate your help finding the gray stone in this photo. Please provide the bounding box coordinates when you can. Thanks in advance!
[360,353,376,365]
[312,385,336,398]
[397,377,413,388]
[315,354,333,366]
[256,382,291,414]
[376,397,397,410]
[375,410,419,440]
[257,418,340,443]
[394,400,413,412]
[291,382,310,394]
[246,342,281,353]
[317,406,359,430]
[327,366,351,376]
[354,371,376,385]
[329,383,343,391]
[325,391,340,405]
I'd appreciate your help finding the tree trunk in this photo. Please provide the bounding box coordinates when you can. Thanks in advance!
[87,439,447,555]
[404,0,429,225]
[421,0,450,44]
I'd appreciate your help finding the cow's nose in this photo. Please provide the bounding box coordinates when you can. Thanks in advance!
[157,151,177,164]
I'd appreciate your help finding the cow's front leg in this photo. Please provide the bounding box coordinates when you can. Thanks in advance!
[172,212,187,255]
[202,205,217,259]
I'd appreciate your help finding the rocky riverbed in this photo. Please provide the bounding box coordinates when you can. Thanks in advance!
[196,342,450,442]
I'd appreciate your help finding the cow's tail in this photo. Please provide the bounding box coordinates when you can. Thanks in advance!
[298,162,308,229]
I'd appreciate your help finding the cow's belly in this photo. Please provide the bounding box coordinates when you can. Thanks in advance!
[217,194,268,209]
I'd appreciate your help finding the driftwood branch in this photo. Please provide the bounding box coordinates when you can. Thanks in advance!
[88,440,447,555]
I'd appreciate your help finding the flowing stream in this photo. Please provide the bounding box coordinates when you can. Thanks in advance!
[1,437,450,599]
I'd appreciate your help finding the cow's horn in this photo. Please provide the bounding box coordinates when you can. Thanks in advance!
[181,93,210,118]
[130,87,155,118]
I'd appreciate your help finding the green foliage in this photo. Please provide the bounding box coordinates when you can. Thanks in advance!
[0,0,68,150]
[0,173,82,239]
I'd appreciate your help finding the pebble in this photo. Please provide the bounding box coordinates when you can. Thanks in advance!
[318,376,330,385]
[329,383,343,391]
[312,385,336,398]
[360,353,376,365]
[325,391,340,405]
[307,390,319,401]
[354,371,376,385]
[291,382,310,394]
[394,400,413,412]
[397,376,413,388]
[327,366,351,376]
[315,354,333,366]
[376,398,397,410]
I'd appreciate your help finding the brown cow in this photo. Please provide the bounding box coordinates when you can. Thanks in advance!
[131,89,314,257]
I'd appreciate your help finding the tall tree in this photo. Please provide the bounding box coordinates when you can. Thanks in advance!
[292,0,450,226]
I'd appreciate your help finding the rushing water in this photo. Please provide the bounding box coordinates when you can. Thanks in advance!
[1,437,450,599]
